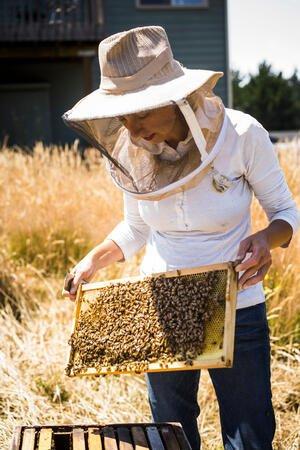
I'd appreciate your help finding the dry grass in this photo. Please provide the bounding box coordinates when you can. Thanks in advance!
[251,141,300,342]
[0,142,122,275]
[0,140,299,449]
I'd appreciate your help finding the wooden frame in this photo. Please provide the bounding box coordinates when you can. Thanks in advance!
[136,0,209,10]
[67,262,237,376]
[0,0,104,42]
[10,423,191,450]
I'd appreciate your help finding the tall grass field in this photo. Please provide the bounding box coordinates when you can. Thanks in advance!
[0,140,299,449]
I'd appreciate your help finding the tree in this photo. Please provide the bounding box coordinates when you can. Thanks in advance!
[232,62,300,131]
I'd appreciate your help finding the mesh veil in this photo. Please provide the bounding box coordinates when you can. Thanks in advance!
[67,82,225,198]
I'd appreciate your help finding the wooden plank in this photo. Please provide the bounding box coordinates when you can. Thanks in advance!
[103,427,118,450]
[146,426,165,450]
[162,263,229,278]
[69,356,227,376]
[117,426,134,450]
[131,426,150,450]
[67,283,84,373]
[72,428,86,450]
[171,424,192,450]
[160,425,181,450]
[75,284,84,322]
[223,264,237,367]
[0,44,98,59]
[81,262,230,292]
[81,275,149,291]
[21,428,35,450]
[10,426,22,450]
[94,0,104,25]
[37,428,52,450]
[88,428,102,450]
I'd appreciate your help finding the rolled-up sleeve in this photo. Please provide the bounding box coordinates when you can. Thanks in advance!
[105,193,151,260]
[243,123,300,246]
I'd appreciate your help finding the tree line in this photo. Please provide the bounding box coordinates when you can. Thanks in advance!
[232,62,300,131]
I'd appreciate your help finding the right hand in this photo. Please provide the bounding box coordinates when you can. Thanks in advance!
[62,239,124,301]
[63,254,98,301]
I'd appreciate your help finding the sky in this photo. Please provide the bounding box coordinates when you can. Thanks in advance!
[227,0,300,78]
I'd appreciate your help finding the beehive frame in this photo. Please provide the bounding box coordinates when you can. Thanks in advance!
[67,262,237,376]
[11,422,192,450]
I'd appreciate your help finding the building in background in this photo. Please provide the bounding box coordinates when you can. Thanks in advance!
[0,0,230,146]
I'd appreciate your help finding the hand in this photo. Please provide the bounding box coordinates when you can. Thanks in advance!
[235,230,272,290]
[62,254,98,301]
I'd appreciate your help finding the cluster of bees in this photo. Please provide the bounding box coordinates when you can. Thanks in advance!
[67,271,223,375]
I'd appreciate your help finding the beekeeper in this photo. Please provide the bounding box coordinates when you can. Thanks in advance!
[62,26,299,450]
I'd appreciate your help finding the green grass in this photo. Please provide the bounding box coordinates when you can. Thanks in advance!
[8,229,92,276]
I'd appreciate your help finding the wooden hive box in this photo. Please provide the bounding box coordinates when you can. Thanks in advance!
[66,262,238,376]
[11,423,191,450]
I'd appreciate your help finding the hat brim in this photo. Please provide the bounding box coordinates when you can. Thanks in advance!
[63,69,223,121]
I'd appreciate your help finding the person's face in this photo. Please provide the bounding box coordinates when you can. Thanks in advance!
[118,104,188,145]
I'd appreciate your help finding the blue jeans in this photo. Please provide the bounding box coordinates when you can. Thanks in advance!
[146,302,276,450]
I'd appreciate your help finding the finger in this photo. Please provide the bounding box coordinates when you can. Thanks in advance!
[68,285,78,299]
[236,238,252,263]
[238,252,271,286]
[70,275,90,296]
[62,289,76,302]
[63,272,75,293]
[69,282,78,296]
[62,272,77,300]
[235,247,265,272]
[69,293,76,302]
[238,265,260,288]
[72,270,82,287]
[61,283,76,300]
[241,262,271,289]
[61,288,71,298]
[239,254,272,285]
[70,269,85,295]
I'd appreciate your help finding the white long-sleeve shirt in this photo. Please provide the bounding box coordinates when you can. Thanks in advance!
[106,108,300,309]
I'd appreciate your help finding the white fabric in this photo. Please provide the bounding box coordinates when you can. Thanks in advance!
[106,108,300,309]
[134,129,194,162]
[62,69,223,121]
[128,102,221,169]
[174,99,208,159]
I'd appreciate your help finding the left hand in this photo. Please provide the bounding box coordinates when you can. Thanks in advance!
[235,230,272,290]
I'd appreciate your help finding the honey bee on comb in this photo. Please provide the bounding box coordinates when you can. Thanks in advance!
[66,263,237,376]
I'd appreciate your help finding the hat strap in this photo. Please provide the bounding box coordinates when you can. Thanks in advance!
[174,98,208,160]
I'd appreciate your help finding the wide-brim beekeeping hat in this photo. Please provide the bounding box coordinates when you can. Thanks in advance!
[63,25,226,200]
